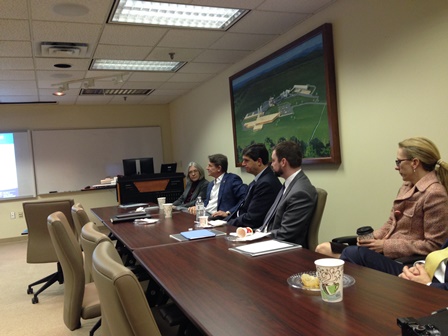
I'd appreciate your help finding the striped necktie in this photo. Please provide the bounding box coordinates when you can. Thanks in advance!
[424,246,448,280]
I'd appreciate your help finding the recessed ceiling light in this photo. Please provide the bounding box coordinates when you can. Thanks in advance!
[110,0,248,30]
[91,59,185,72]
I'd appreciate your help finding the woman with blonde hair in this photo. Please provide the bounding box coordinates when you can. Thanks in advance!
[316,137,448,264]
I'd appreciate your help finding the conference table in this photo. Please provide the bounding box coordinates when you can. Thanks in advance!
[134,237,448,336]
[90,205,233,250]
[91,205,448,335]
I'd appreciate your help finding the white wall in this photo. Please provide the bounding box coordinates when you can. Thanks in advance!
[0,104,172,239]
[169,0,448,244]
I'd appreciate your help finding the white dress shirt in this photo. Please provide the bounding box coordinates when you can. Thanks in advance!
[205,174,223,214]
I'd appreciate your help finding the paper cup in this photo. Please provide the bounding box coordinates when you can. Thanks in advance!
[236,227,253,238]
[198,216,208,227]
[314,258,344,303]
[157,197,166,208]
[163,203,173,218]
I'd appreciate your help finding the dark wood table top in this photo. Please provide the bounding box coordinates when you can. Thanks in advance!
[90,205,233,250]
[134,238,448,336]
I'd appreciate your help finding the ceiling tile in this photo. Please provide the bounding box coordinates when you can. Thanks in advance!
[210,33,276,51]
[194,49,251,64]
[32,21,102,45]
[0,20,30,40]
[34,58,92,71]
[146,47,203,62]
[169,73,213,83]
[158,29,225,49]
[0,71,36,81]
[0,58,34,70]
[0,0,28,19]
[30,0,112,24]
[230,11,309,35]
[0,0,339,104]
[94,44,151,60]
[179,62,229,74]
[258,0,335,13]
[99,25,168,46]
[0,41,32,57]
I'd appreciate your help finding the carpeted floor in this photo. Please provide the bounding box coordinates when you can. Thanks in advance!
[0,239,178,336]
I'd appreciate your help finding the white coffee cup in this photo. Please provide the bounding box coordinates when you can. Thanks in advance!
[157,197,166,209]
[163,203,173,218]
[236,227,253,238]
[198,216,208,227]
[314,258,345,303]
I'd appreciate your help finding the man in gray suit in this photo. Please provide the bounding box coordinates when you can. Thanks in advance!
[258,141,317,247]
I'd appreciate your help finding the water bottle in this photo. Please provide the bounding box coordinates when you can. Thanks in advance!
[195,196,204,222]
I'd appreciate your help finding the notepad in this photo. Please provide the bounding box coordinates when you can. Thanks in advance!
[180,229,216,240]
[229,240,301,256]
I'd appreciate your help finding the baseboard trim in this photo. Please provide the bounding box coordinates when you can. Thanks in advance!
[0,236,28,244]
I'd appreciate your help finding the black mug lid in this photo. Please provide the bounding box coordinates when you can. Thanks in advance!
[356,226,374,235]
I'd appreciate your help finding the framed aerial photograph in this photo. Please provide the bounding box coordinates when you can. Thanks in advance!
[229,23,341,165]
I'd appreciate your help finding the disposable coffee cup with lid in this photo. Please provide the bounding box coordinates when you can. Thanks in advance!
[356,226,374,240]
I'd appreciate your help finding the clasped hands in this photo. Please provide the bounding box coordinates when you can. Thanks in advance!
[398,263,431,285]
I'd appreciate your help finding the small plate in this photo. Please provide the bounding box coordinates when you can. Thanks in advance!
[287,271,355,291]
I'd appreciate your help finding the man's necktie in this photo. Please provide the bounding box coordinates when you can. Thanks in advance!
[229,181,255,219]
[259,184,285,232]
[424,246,448,279]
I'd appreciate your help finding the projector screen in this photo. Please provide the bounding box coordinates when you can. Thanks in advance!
[0,131,36,200]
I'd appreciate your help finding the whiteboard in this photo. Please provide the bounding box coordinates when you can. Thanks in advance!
[32,127,163,194]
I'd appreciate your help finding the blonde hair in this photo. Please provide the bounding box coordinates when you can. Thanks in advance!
[399,137,448,192]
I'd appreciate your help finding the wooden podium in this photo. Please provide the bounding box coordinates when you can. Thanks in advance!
[116,173,184,205]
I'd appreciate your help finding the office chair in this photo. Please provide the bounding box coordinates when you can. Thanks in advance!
[80,222,112,283]
[23,199,75,304]
[71,203,91,245]
[47,211,101,333]
[81,221,187,334]
[307,187,328,251]
[92,240,162,336]
[72,203,110,241]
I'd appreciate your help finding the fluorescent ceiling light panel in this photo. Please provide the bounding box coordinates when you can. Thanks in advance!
[110,0,248,30]
[91,59,185,71]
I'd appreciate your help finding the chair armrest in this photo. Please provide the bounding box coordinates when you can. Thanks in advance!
[394,255,426,266]
[331,235,357,246]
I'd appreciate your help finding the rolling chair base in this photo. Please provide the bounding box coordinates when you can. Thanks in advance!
[27,262,64,304]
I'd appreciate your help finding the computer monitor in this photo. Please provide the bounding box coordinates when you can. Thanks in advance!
[160,162,177,174]
[122,157,154,176]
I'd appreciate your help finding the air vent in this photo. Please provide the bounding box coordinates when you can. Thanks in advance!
[80,88,154,95]
[41,42,88,57]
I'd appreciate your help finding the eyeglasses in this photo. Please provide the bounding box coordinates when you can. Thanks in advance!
[188,170,199,175]
[395,159,412,167]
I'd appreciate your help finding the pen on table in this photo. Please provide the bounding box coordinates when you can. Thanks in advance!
[431,307,448,315]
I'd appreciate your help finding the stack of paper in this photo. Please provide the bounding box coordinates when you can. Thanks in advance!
[229,240,301,256]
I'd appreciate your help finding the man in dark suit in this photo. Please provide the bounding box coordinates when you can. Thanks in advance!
[258,141,317,247]
[341,239,448,291]
[226,144,282,228]
[189,154,247,218]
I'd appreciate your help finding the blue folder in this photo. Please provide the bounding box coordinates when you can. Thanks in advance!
[180,229,216,240]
